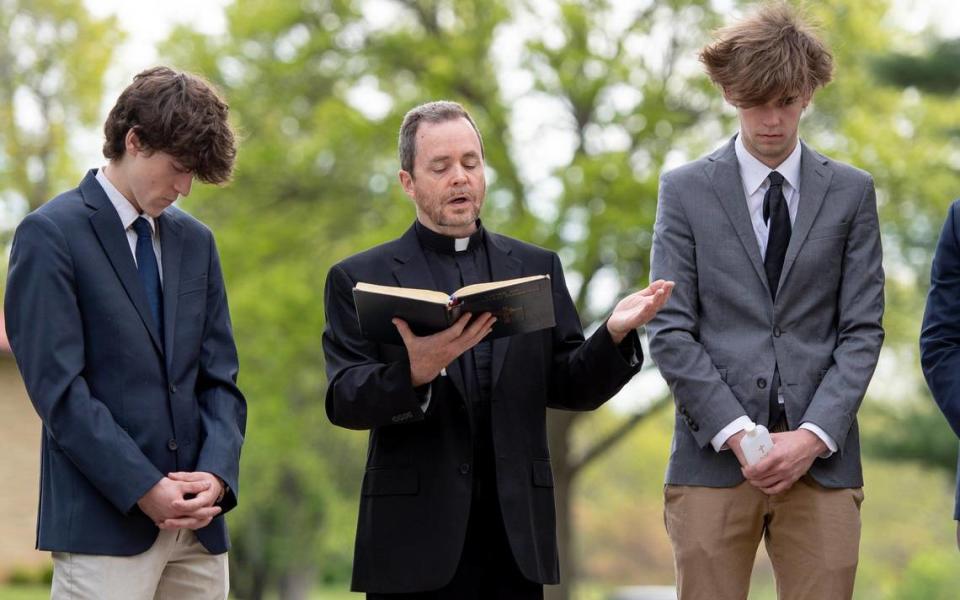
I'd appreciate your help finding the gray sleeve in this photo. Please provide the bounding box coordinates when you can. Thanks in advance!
[647,173,748,448]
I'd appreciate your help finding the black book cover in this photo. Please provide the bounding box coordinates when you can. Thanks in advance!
[352,275,555,346]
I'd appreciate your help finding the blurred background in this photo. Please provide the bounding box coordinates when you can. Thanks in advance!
[1,0,960,598]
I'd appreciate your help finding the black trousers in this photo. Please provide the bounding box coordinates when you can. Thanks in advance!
[367,480,543,600]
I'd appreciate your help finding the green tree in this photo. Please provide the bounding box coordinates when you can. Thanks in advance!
[0,0,119,220]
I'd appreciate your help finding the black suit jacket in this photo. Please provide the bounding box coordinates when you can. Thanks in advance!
[4,170,246,555]
[323,223,642,593]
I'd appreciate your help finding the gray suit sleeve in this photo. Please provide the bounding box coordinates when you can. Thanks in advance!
[647,174,748,447]
[4,213,163,513]
[800,176,884,450]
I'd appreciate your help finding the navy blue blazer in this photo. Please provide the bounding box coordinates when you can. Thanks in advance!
[4,170,246,555]
[920,199,960,520]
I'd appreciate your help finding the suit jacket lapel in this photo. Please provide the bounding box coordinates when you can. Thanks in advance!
[485,231,523,391]
[391,225,469,404]
[777,142,832,297]
[159,211,184,367]
[707,139,771,295]
[82,172,164,354]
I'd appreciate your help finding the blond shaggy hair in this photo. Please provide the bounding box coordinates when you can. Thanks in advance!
[699,2,833,107]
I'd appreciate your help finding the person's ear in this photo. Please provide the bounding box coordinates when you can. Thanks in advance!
[125,129,143,156]
[398,169,416,200]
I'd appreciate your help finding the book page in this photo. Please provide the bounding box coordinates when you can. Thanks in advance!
[456,274,549,298]
[355,282,451,304]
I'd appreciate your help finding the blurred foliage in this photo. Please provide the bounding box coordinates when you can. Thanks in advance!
[873,38,960,96]
[861,395,958,474]
[886,549,960,600]
[3,563,52,586]
[0,0,119,215]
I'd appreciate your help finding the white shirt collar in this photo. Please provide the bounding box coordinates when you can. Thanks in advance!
[454,237,470,252]
[734,133,802,196]
[95,167,157,235]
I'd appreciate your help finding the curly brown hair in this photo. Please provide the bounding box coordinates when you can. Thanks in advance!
[103,66,237,184]
[699,2,833,107]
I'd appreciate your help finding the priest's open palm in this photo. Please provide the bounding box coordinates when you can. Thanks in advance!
[606,279,675,343]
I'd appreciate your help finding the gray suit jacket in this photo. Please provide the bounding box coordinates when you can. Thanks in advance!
[647,137,884,489]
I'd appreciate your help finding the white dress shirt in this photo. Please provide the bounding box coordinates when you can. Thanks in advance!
[96,168,163,285]
[709,135,837,457]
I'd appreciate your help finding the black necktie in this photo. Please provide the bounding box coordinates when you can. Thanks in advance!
[762,172,790,427]
[763,171,790,300]
[132,217,164,342]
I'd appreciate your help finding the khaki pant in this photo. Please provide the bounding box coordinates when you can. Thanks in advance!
[51,529,228,600]
[664,476,863,600]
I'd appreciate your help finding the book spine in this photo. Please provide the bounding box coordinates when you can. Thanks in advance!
[448,302,464,325]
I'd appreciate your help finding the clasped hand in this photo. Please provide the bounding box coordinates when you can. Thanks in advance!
[137,471,224,530]
[731,429,827,495]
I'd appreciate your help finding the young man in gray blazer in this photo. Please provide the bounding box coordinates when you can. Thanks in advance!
[5,67,246,599]
[647,4,884,599]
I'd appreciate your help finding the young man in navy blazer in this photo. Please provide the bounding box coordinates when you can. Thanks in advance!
[920,201,960,549]
[5,66,246,599]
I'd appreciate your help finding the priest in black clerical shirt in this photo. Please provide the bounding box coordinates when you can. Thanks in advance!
[322,100,673,600]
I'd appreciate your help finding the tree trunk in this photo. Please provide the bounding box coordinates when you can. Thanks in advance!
[277,568,315,600]
[546,409,580,600]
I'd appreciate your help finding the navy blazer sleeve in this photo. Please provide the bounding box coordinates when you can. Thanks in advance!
[921,200,960,438]
[194,232,246,512]
[5,213,163,513]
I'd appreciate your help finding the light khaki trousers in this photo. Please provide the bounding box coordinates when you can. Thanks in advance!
[664,476,863,600]
[51,529,228,600]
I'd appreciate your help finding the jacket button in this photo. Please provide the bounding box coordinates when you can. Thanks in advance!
[169,384,178,394]
[691,423,700,432]
[757,378,767,389]
[773,326,782,338]
[167,439,178,451]
[459,463,471,475]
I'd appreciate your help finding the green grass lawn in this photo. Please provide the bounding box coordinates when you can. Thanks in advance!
[0,585,48,600]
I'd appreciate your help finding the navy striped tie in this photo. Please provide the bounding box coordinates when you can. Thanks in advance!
[132,217,164,342]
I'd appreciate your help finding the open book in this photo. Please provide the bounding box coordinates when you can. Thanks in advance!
[352,274,556,345]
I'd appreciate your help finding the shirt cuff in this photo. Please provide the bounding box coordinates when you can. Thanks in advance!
[710,416,754,452]
[799,422,837,458]
[417,382,433,413]
[626,346,640,367]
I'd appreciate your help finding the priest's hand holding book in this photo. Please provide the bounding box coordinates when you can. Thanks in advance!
[393,312,498,387]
